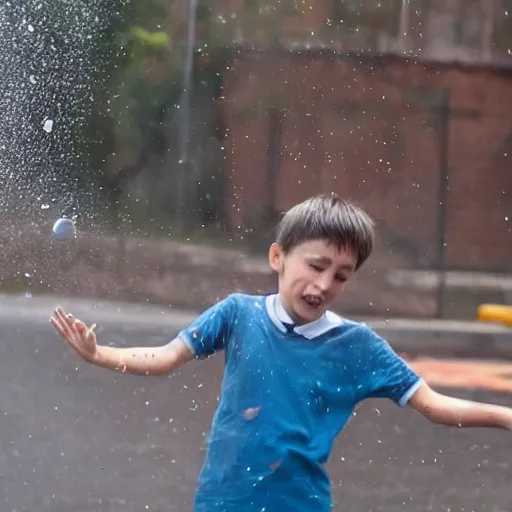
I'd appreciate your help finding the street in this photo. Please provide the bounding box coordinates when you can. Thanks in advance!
[1,295,511,512]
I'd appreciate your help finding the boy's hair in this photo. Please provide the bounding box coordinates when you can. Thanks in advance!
[275,193,375,270]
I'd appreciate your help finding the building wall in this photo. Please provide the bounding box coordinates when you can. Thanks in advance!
[220,51,512,271]
[209,0,512,65]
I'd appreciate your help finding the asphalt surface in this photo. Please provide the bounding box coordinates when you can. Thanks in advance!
[1,296,511,512]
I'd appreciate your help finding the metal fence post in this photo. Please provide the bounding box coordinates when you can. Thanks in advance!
[436,89,451,318]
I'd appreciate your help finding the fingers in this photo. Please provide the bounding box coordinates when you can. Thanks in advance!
[85,325,97,350]
[50,307,98,356]
[76,320,87,336]
[50,307,75,341]
[87,324,97,342]
[49,314,68,341]
[53,307,70,331]
[50,307,85,345]
[55,307,75,332]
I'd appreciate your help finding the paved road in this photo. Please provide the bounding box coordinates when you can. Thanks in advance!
[1,296,511,512]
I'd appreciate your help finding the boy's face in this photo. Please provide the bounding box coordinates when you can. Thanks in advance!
[269,238,357,324]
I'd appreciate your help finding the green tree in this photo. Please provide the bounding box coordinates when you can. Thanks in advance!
[86,0,180,226]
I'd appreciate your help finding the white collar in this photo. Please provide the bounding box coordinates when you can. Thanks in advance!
[265,294,344,340]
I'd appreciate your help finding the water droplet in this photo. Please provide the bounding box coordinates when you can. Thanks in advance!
[43,119,54,133]
[52,218,75,241]
[242,407,260,421]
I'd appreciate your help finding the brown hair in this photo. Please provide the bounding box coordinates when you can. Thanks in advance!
[275,193,375,270]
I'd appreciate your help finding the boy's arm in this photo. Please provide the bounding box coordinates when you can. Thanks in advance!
[409,381,512,430]
[50,306,194,376]
[94,337,194,376]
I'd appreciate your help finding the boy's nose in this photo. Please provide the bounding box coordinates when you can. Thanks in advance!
[314,274,334,292]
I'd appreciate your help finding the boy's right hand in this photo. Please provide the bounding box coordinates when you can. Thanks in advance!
[50,307,98,363]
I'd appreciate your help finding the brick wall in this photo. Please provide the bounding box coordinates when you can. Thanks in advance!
[220,51,512,272]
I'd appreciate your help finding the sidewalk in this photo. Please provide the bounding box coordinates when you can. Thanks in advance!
[2,223,510,320]
[2,293,511,360]
[364,316,512,360]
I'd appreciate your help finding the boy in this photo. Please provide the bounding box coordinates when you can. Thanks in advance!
[50,193,512,512]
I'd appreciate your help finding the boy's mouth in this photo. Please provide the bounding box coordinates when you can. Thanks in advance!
[302,295,323,308]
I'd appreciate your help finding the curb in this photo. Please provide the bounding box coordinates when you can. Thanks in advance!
[367,319,512,360]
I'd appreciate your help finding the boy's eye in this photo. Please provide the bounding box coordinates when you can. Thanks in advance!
[309,264,323,272]
[335,275,347,283]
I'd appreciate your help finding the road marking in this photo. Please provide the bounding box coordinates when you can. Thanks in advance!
[408,358,512,393]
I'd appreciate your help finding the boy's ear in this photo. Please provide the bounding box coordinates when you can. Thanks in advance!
[268,243,284,273]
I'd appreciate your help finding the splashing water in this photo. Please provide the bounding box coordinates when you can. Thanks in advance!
[0,1,123,224]
[42,119,54,134]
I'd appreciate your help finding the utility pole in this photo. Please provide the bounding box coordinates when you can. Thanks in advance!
[481,0,496,62]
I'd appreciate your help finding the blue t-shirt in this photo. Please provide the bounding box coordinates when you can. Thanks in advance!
[178,293,422,512]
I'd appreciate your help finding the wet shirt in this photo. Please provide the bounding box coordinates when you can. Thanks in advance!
[178,293,422,512]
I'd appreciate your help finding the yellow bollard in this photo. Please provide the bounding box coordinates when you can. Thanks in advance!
[477,304,512,327]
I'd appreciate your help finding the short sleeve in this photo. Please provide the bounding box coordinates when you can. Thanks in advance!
[357,326,423,407]
[177,295,236,359]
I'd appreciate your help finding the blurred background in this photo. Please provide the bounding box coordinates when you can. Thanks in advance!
[1,3,512,512]
[1,0,511,319]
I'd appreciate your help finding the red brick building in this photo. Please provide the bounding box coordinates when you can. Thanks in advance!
[219,50,512,272]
